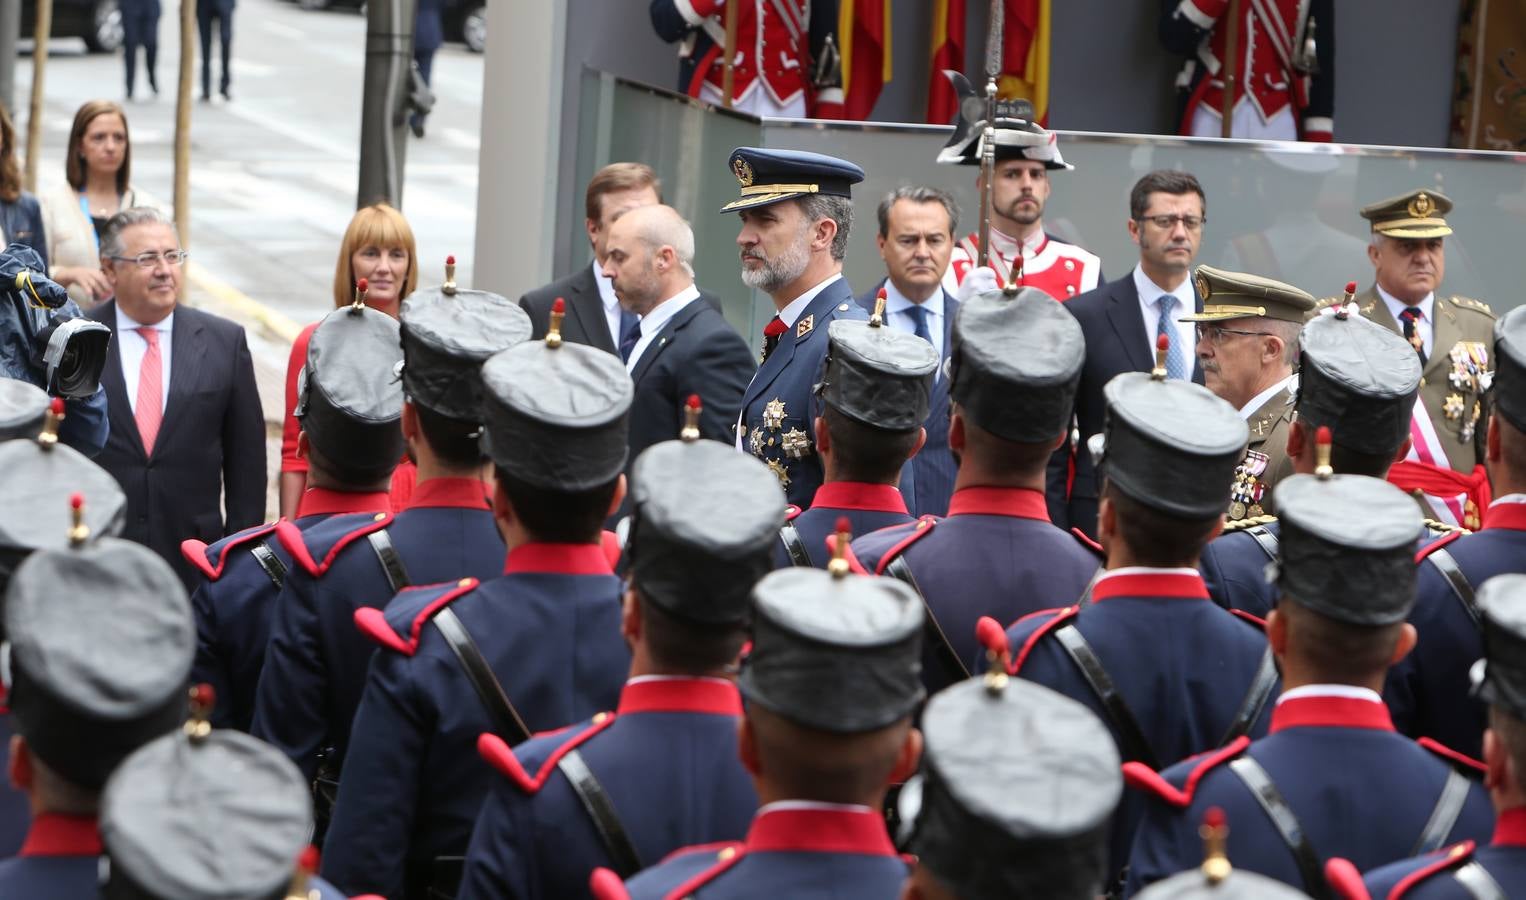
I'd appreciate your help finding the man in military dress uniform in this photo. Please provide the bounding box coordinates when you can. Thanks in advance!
[185,299,408,733]
[1199,304,1424,618]
[1387,306,1526,760]
[983,343,1275,879]
[1340,190,1497,529]
[774,296,935,569]
[936,92,1103,300]
[0,533,194,897]
[852,286,1101,694]
[726,147,869,508]
[898,675,1122,900]
[1355,574,1526,900]
[1127,469,1492,895]
[1182,265,1313,519]
[458,406,782,899]
[595,565,925,899]
[253,287,528,782]
[321,311,633,900]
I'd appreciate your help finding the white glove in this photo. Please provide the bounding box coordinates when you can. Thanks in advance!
[957,266,1000,304]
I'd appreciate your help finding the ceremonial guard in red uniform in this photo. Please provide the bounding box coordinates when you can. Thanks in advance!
[648,0,844,117]
[936,89,1103,301]
[898,675,1122,900]
[253,281,528,791]
[320,307,633,900]
[593,565,924,899]
[1127,469,1492,895]
[0,531,193,898]
[851,286,1100,693]
[775,295,933,569]
[1386,306,1526,761]
[1346,574,1526,900]
[1160,0,1335,140]
[458,403,781,899]
[984,336,1275,881]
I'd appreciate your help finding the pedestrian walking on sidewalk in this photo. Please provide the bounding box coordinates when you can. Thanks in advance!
[120,0,161,100]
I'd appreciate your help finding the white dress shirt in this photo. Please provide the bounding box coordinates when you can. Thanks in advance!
[592,261,626,348]
[625,284,701,372]
[883,280,945,360]
[1275,684,1384,707]
[115,305,173,414]
[776,273,844,328]
[1133,265,1197,372]
[1239,373,1297,420]
[1376,285,1436,359]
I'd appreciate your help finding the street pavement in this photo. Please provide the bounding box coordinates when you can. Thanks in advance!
[14,0,485,513]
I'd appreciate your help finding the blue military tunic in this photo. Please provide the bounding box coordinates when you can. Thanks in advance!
[1386,499,1526,760]
[0,713,25,857]
[251,477,507,779]
[185,487,392,731]
[0,814,101,899]
[1126,689,1494,896]
[601,804,910,900]
[738,276,866,509]
[1361,810,1526,899]
[320,542,631,900]
[850,486,1101,692]
[774,482,914,569]
[1000,568,1276,874]
[457,677,757,900]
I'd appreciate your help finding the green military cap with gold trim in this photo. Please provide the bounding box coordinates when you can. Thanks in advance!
[1359,188,1454,239]
[1180,265,1315,324]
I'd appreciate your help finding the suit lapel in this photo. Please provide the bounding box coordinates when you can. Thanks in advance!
[1362,286,1398,332]
[568,265,615,354]
[154,309,205,454]
[630,299,705,385]
[1427,298,1460,379]
[742,279,848,410]
[1105,281,1152,373]
[92,301,144,458]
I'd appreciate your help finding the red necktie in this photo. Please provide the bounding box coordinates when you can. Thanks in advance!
[136,327,163,455]
[762,316,788,361]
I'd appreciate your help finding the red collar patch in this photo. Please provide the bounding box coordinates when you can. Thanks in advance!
[1270,695,1394,734]
[744,807,897,856]
[1090,571,1209,602]
[617,678,743,717]
[947,486,1049,521]
[296,487,392,519]
[809,482,908,515]
[20,814,101,857]
[1485,503,1526,532]
[1494,807,1526,847]
[504,542,614,576]
[404,477,493,511]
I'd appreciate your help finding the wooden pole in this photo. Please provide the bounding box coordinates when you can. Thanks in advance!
[721,0,739,108]
[24,0,52,193]
[1220,0,1242,138]
[174,0,195,247]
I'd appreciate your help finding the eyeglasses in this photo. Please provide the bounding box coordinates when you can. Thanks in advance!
[1138,214,1206,231]
[1196,324,1271,345]
[109,250,189,269]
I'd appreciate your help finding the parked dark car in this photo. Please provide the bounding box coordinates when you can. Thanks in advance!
[22,0,123,54]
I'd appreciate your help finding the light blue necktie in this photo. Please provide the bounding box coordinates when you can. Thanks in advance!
[1156,295,1187,380]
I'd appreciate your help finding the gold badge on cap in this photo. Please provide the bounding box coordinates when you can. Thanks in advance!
[732,157,755,188]
[1195,271,1212,302]
[1409,192,1434,218]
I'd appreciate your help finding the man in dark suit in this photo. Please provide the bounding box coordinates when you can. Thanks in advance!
[86,208,265,590]
[1051,170,1208,536]
[196,0,235,101]
[520,162,662,355]
[857,186,961,517]
[602,204,752,460]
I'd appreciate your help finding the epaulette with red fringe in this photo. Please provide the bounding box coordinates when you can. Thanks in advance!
[1415,528,1464,564]
[1323,858,1371,900]
[1121,736,1252,808]
[1006,605,1081,675]
[1070,526,1104,557]
[181,521,283,581]
[784,505,803,522]
[277,511,395,578]
[1388,841,1478,898]
[872,515,939,575]
[1229,608,1268,631]
[353,577,479,656]
[477,713,618,795]
[1418,737,1487,775]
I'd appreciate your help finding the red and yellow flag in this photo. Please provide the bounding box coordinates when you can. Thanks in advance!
[1000,0,1051,125]
[837,0,894,120]
[927,0,966,123]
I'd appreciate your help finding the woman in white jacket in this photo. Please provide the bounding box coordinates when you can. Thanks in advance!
[40,100,141,309]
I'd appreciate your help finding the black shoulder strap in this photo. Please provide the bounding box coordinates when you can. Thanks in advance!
[1454,861,1509,900]
[1053,623,1159,769]
[432,607,532,746]
[1219,647,1278,746]
[1423,547,1480,628]
[883,555,971,684]
[249,541,287,591]
[778,522,813,567]
[1245,524,1281,563]
[368,529,412,594]
[1411,768,1472,857]
[557,748,643,877]
[1227,756,1331,900]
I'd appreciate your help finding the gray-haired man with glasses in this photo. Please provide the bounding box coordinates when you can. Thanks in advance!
[85,206,265,589]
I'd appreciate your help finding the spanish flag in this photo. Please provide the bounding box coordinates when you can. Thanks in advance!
[926,0,966,123]
[1000,0,1052,125]
[838,0,893,120]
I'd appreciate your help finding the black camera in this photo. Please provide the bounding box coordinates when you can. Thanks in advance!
[0,244,110,399]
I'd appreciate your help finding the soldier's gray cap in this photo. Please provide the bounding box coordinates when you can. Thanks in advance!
[1470,574,1526,720]
[1296,311,1420,457]
[817,308,939,433]
[1494,306,1526,432]
[0,431,126,558]
[298,304,405,481]
[949,286,1085,443]
[0,377,47,441]
[400,275,533,422]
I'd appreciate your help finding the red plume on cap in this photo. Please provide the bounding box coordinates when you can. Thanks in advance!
[827,517,853,578]
[1151,333,1171,380]
[184,683,214,741]
[1344,281,1357,295]
[869,286,888,327]
[1200,806,1232,883]
[69,492,83,510]
[976,615,1013,691]
[686,394,701,410]
[1203,806,1226,830]
[39,398,65,448]
[352,278,369,312]
[547,298,567,347]
[680,394,702,441]
[357,278,368,292]
[285,845,320,900]
[443,256,459,296]
[1314,425,1334,479]
[446,255,456,266]
[49,397,64,415]
[67,492,88,546]
[1157,333,1170,352]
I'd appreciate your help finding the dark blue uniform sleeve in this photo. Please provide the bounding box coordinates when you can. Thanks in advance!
[1125,787,1205,895]
[59,387,108,458]
[458,777,537,900]
[191,580,237,730]
[320,649,434,899]
[250,572,328,779]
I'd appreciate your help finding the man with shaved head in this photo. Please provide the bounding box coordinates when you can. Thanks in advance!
[603,203,753,464]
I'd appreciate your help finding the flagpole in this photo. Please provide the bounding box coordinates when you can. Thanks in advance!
[721,0,740,109]
[978,0,1004,267]
[1220,0,1242,138]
